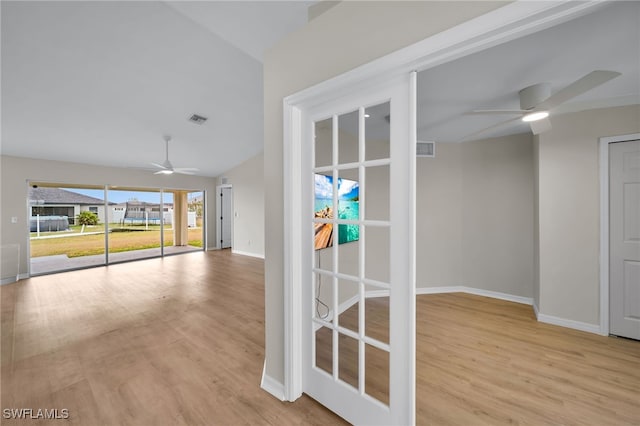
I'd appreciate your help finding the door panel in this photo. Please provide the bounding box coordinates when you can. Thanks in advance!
[623,261,640,320]
[303,74,415,425]
[221,187,232,248]
[610,140,640,340]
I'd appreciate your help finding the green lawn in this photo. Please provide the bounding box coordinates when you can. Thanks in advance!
[31,228,202,258]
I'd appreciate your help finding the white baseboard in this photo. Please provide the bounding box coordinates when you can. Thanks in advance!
[232,249,265,259]
[417,285,603,335]
[416,286,464,295]
[1,273,28,285]
[206,246,220,251]
[365,289,390,299]
[536,312,602,335]
[416,285,533,306]
[260,361,285,401]
[339,294,359,317]
[314,289,391,331]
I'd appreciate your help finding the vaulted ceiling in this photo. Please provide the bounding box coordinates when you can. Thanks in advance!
[1,1,311,177]
[2,1,638,177]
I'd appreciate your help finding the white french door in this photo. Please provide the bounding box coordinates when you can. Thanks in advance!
[299,73,416,425]
[609,140,640,340]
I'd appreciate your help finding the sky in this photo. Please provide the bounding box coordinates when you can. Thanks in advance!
[61,188,205,204]
[314,174,359,200]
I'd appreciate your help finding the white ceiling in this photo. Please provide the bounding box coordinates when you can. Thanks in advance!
[417,1,640,143]
[166,1,313,62]
[2,2,638,178]
[1,1,310,177]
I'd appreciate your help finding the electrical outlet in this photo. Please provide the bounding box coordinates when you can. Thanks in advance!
[11,217,18,224]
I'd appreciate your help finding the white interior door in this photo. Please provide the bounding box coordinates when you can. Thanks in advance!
[610,140,640,340]
[220,187,232,249]
[302,74,416,425]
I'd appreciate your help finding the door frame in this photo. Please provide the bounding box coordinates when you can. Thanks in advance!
[280,0,609,410]
[598,132,640,336]
[216,184,233,250]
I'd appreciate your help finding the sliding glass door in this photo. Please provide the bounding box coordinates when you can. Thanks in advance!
[107,188,165,263]
[187,191,205,250]
[29,185,107,274]
[28,183,205,275]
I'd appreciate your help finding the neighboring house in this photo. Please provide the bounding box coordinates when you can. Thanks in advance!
[113,201,174,225]
[28,187,114,225]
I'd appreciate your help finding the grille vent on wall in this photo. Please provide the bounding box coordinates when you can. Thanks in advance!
[417,141,435,157]
[188,114,208,124]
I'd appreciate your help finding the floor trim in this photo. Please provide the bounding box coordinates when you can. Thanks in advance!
[0,273,28,285]
[416,286,533,306]
[232,249,265,259]
[260,361,286,401]
[416,286,605,335]
[536,312,603,335]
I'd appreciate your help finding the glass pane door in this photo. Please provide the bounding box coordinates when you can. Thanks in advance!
[107,188,164,263]
[303,73,415,425]
[29,185,106,274]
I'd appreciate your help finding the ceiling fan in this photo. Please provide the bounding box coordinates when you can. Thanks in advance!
[463,70,621,140]
[151,135,199,175]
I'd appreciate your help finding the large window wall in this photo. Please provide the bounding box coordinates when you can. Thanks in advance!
[29,183,205,275]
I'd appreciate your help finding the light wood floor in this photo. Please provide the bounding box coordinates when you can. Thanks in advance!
[317,294,640,425]
[2,251,639,425]
[414,294,640,425]
[1,250,343,425]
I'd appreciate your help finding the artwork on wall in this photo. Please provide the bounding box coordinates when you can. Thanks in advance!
[314,173,359,250]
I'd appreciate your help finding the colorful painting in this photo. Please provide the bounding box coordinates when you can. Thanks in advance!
[314,174,359,250]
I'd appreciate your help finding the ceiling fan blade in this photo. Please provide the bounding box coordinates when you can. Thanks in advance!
[529,116,552,135]
[174,170,196,175]
[150,162,167,169]
[459,117,522,142]
[174,167,199,172]
[538,70,621,110]
[553,94,640,115]
[467,109,528,115]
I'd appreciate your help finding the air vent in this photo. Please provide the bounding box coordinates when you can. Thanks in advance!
[188,114,208,125]
[417,141,435,157]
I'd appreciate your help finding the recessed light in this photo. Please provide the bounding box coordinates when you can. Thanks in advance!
[522,111,549,122]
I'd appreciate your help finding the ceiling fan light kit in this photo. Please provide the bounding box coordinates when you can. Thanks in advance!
[466,70,622,140]
[522,111,549,122]
[518,82,551,110]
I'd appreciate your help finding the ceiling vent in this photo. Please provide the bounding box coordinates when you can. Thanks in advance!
[417,141,435,158]
[188,114,208,125]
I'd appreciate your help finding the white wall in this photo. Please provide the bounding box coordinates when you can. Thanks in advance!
[417,143,462,287]
[1,155,218,276]
[417,134,534,299]
[222,152,265,258]
[536,105,640,326]
[264,1,508,385]
[460,134,534,297]
[533,135,540,310]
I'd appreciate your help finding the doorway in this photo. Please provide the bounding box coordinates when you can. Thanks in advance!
[284,73,416,424]
[28,183,206,275]
[216,185,233,249]
[607,138,640,340]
